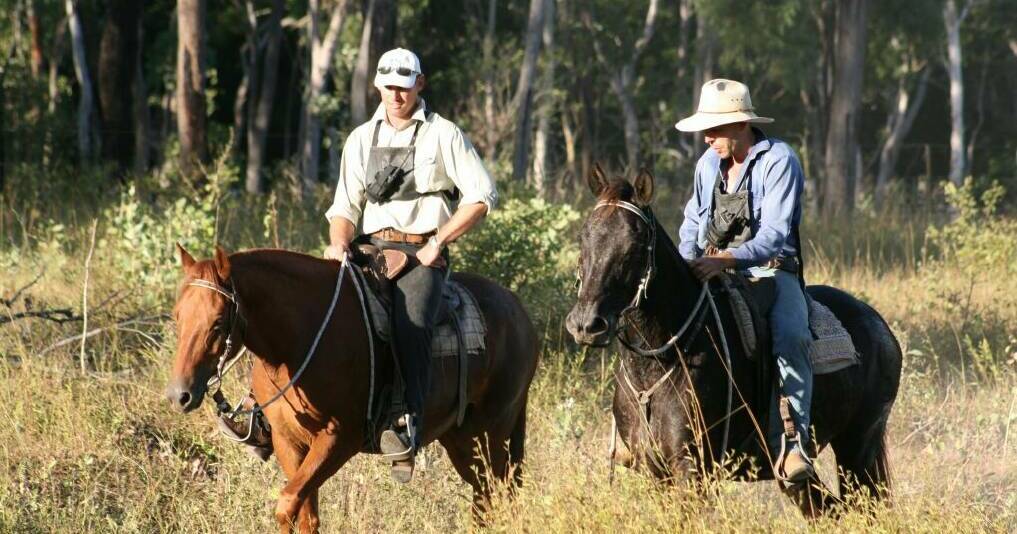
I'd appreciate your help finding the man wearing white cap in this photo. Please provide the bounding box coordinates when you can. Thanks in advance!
[323,48,498,482]
[675,79,814,484]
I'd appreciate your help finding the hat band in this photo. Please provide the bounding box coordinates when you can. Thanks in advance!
[695,107,756,114]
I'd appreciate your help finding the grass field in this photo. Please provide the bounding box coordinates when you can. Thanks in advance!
[1,179,1015,532]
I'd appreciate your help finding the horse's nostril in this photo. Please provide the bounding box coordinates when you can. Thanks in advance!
[587,315,608,335]
[178,391,191,407]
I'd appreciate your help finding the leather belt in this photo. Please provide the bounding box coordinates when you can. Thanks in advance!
[370,228,435,245]
[766,255,800,274]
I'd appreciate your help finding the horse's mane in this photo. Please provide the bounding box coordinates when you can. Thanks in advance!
[597,179,635,203]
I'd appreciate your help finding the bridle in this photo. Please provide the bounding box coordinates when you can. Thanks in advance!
[587,200,711,358]
[583,200,657,315]
[184,256,353,439]
[186,278,248,393]
[586,199,735,476]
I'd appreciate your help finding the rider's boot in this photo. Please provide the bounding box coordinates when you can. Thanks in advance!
[215,392,273,461]
[380,413,417,483]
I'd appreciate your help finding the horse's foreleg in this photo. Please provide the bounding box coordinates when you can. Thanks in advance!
[297,489,320,534]
[274,422,356,533]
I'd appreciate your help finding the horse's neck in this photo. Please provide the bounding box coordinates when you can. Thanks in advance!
[230,251,358,369]
[632,227,703,341]
[620,227,704,375]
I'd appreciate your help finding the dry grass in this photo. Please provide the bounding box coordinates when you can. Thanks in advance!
[1,192,1015,533]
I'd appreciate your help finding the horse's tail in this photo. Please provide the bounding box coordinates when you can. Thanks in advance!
[872,431,892,491]
[508,400,527,488]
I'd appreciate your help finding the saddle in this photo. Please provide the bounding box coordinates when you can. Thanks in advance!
[350,244,486,358]
[717,272,859,375]
[349,244,486,448]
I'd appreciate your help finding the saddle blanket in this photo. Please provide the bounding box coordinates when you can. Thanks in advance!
[805,295,859,374]
[726,282,859,375]
[353,271,487,358]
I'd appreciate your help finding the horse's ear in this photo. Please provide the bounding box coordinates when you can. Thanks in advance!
[633,168,655,205]
[213,246,231,281]
[177,242,196,271]
[587,162,609,197]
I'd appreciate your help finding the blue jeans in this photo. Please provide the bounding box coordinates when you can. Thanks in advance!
[766,270,813,457]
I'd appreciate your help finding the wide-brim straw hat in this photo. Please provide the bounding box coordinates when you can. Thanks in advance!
[675,79,773,132]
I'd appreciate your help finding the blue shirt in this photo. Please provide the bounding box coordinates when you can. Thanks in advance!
[677,129,805,270]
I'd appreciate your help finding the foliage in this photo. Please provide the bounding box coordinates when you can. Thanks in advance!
[926,178,1017,278]
[100,155,241,304]
[455,195,581,327]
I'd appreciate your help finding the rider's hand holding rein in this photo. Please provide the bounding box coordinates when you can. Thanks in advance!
[324,217,356,261]
[689,250,736,282]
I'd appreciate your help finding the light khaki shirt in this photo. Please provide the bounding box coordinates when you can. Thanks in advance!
[325,100,498,235]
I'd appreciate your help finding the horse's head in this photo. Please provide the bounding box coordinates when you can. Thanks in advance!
[567,164,656,346]
[166,244,239,413]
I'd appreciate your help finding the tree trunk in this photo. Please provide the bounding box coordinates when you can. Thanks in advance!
[687,3,714,159]
[99,0,141,176]
[350,0,376,126]
[823,0,867,216]
[944,0,969,187]
[300,0,350,191]
[65,0,94,165]
[26,0,44,79]
[531,0,556,195]
[0,46,16,190]
[232,0,256,163]
[246,0,284,194]
[592,0,659,171]
[875,66,930,208]
[510,0,545,182]
[177,0,209,179]
[482,0,497,157]
[132,15,149,175]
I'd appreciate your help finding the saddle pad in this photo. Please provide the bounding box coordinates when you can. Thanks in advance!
[806,296,859,375]
[724,284,859,375]
[357,273,486,358]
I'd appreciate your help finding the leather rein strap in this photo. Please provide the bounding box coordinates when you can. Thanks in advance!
[189,255,353,420]
[592,199,734,466]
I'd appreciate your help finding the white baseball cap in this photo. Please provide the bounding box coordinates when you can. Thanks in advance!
[374,48,422,89]
[675,79,773,132]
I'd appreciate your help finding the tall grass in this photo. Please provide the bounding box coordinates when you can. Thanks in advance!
[1,170,1014,532]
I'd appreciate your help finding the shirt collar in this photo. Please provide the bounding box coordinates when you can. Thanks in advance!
[371,98,429,127]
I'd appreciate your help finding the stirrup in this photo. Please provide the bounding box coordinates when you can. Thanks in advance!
[774,434,815,486]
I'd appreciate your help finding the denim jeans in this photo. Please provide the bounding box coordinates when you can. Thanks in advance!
[370,239,447,430]
[766,270,813,456]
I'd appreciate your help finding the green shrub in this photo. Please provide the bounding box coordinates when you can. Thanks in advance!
[455,196,581,332]
[927,178,1017,277]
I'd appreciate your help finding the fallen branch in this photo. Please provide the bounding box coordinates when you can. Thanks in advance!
[37,314,169,357]
[1,271,45,308]
[0,308,81,325]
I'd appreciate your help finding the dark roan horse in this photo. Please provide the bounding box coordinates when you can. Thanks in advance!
[566,167,902,516]
[167,246,539,533]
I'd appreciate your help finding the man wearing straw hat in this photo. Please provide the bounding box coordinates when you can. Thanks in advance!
[675,79,814,484]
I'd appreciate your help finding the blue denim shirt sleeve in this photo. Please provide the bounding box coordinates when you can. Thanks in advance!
[728,149,803,269]
[678,159,706,261]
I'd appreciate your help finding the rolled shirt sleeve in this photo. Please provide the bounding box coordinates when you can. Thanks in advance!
[727,151,803,269]
[440,126,498,213]
[324,133,368,226]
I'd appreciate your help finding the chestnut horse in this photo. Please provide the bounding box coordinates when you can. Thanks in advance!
[167,246,538,532]
[566,168,902,516]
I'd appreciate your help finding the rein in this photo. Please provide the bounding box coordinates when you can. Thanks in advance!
[189,254,357,427]
[592,200,735,474]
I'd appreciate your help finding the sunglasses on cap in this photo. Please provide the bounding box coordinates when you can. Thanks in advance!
[377,66,418,76]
